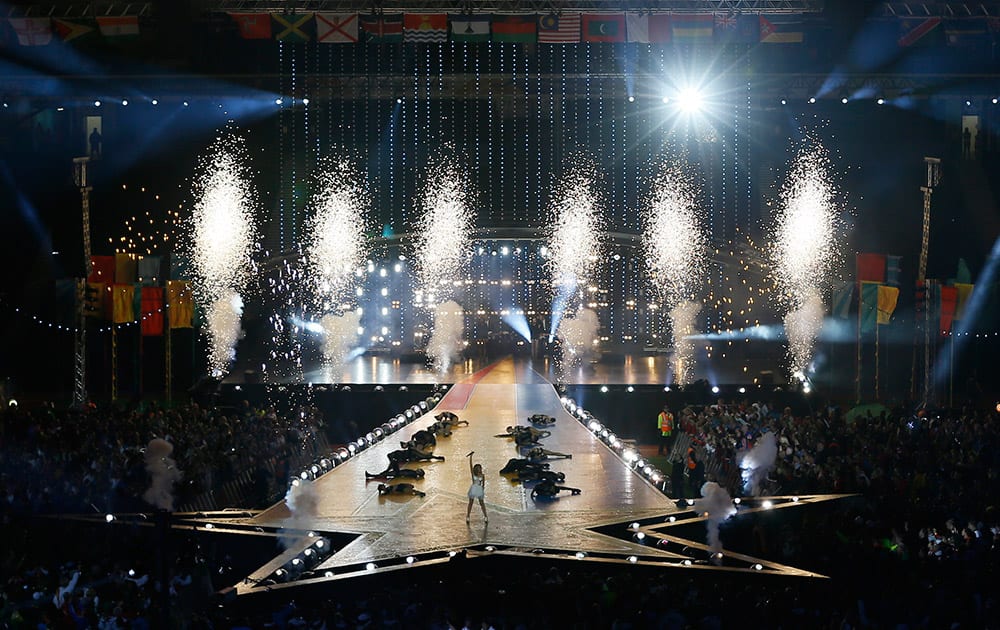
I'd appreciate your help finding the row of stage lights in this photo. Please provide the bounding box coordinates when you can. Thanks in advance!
[7,95,1000,111]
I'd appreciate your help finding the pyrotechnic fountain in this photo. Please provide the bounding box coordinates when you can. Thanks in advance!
[187,132,259,377]
[641,157,708,386]
[303,157,371,375]
[545,159,605,379]
[770,137,842,379]
[411,153,476,376]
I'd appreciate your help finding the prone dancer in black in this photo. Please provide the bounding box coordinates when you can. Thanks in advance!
[512,468,565,484]
[377,483,426,497]
[365,466,425,481]
[530,479,581,499]
[524,446,571,461]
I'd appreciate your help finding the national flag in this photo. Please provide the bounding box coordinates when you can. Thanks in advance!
[672,14,713,43]
[831,281,853,319]
[759,15,803,44]
[856,253,887,285]
[404,14,447,43]
[272,13,314,42]
[897,17,942,47]
[625,13,671,43]
[167,280,194,329]
[8,18,53,46]
[115,253,137,284]
[939,284,958,334]
[89,255,115,284]
[137,256,162,285]
[96,16,139,38]
[714,14,759,44]
[112,284,136,324]
[229,13,271,39]
[491,14,535,42]
[953,283,975,320]
[860,282,879,333]
[537,13,580,44]
[141,287,164,336]
[449,15,490,42]
[316,13,358,43]
[52,18,96,42]
[877,286,900,324]
[582,13,625,43]
[360,14,403,42]
[944,18,988,47]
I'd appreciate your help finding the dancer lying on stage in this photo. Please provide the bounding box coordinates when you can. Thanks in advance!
[528,414,557,427]
[435,411,469,431]
[511,468,566,484]
[495,426,551,446]
[525,446,572,461]
[387,446,445,466]
[499,458,550,475]
[365,465,425,481]
[400,429,436,453]
[377,483,426,497]
[530,479,581,499]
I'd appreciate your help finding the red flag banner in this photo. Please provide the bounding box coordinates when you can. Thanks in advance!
[940,285,958,334]
[89,255,115,284]
[856,253,887,284]
[141,286,164,336]
[230,13,272,39]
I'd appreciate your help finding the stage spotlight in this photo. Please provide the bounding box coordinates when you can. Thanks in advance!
[661,96,670,104]
[366,562,376,570]
[664,386,671,392]
[792,496,800,502]
[683,559,692,566]
[324,571,334,578]
[183,101,189,107]
[105,514,115,522]
[677,88,703,113]
[121,99,128,106]
[635,532,646,541]
[628,95,635,102]
[575,551,587,559]
[841,97,848,104]
[630,522,640,530]
[275,98,283,105]
[667,515,676,522]
[406,556,415,564]
[626,386,634,392]
[762,500,773,509]
[993,98,998,105]
[733,497,741,505]
[966,100,972,107]
[151,99,158,105]
[738,387,746,394]
[877,98,885,105]
[627,555,638,563]
[94,100,102,107]
[808,97,816,104]
[205,523,214,529]
[396,97,402,104]
[302,98,310,105]
[711,386,720,394]
[600,385,608,393]
[780,99,786,105]
[753,563,763,570]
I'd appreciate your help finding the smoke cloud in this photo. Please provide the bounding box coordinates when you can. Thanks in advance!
[207,290,244,377]
[279,480,320,549]
[694,481,737,559]
[669,300,701,385]
[319,311,361,373]
[783,290,824,376]
[557,308,600,378]
[739,432,779,496]
[427,300,465,376]
[142,438,183,511]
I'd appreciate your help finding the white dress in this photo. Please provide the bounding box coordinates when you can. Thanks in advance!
[468,474,485,499]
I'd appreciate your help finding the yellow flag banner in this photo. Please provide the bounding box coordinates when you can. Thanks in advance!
[953,283,974,320]
[112,284,135,323]
[115,253,137,284]
[877,285,900,324]
[167,280,194,329]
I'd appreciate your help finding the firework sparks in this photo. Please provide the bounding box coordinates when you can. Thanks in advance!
[546,160,604,339]
[319,312,362,379]
[304,158,370,306]
[187,132,259,376]
[556,308,600,381]
[770,137,842,376]
[412,154,475,306]
[642,158,708,385]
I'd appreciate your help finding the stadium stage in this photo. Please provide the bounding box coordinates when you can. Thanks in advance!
[177,357,841,595]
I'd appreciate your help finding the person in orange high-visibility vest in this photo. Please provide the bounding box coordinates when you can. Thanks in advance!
[657,405,675,456]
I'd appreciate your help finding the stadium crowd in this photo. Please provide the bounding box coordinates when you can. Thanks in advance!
[0,395,997,628]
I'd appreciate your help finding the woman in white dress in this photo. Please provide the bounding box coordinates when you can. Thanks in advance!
[466,451,488,524]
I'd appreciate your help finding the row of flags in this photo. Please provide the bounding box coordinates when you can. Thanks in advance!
[229,13,805,44]
[7,13,998,47]
[832,253,976,335]
[85,254,193,331]
[84,281,193,333]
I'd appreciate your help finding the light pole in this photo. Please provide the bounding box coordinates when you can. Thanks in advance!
[72,157,92,408]
[915,156,941,406]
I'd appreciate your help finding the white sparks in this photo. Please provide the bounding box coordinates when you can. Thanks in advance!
[669,300,701,386]
[546,165,604,295]
[770,138,842,376]
[412,155,475,306]
[304,158,370,304]
[556,308,601,380]
[188,132,258,376]
[426,300,465,376]
[319,312,361,376]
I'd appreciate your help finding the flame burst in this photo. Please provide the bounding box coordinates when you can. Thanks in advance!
[770,138,842,376]
[642,159,708,385]
[412,154,476,307]
[188,132,259,376]
[304,158,370,307]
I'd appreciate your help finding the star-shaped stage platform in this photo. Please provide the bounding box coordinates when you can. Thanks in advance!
[161,358,846,593]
